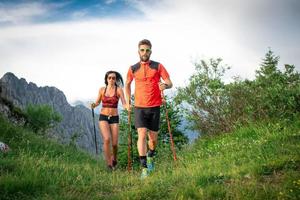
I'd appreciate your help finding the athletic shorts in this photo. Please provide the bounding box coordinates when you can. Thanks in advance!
[134,106,160,131]
[99,114,119,124]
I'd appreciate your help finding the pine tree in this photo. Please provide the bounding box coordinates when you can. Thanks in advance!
[256,48,280,80]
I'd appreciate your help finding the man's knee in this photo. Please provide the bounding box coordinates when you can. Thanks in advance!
[138,127,147,133]
[148,131,158,140]
[138,128,147,138]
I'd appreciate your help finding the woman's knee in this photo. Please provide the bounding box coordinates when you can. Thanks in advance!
[103,138,110,145]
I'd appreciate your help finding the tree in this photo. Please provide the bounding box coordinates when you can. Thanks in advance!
[253,49,300,119]
[25,104,62,134]
[175,58,231,135]
[175,50,300,136]
[256,48,280,79]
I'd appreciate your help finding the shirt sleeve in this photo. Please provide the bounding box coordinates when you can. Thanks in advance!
[127,66,134,82]
[158,63,170,80]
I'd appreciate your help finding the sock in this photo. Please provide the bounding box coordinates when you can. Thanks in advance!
[148,149,156,157]
[139,156,147,168]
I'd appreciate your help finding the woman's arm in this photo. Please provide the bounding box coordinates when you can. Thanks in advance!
[118,87,126,109]
[91,87,103,108]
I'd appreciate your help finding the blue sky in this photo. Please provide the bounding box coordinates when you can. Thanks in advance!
[0,0,144,24]
[0,0,299,103]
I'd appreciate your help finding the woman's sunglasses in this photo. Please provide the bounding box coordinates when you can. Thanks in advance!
[108,76,116,80]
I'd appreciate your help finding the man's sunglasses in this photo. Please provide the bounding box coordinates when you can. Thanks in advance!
[139,48,151,53]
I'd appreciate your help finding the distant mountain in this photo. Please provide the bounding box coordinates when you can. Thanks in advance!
[71,99,126,115]
[71,100,92,108]
[0,72,101,154]
[178,118,199,143]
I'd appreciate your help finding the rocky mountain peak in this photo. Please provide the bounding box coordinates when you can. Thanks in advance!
[0,72,101,154]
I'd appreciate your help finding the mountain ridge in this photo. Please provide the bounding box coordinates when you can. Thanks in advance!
[0,72,101,154]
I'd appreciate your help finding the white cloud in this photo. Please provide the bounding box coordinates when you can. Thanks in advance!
[71,10,89,19]
[0,2,48,24]
[105,0,116,5]
[0,1,71,24]
[0,0,299,103]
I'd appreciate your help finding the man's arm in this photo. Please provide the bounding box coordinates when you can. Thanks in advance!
[159,77,173,91]
[158,63,172,91]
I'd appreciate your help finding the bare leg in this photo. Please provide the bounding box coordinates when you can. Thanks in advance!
[99,121,112,166]
[110,123,119,162]
[147,130,157,172]
[137,128,148,156]
[148,131,158,151]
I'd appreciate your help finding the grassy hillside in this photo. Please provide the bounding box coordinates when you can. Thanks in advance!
[0,115,299,200]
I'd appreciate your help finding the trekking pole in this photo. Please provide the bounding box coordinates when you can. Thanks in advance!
[127,109,133,171]
[161,92,177,161]
[92,108,98,155]
[130,112,134,169]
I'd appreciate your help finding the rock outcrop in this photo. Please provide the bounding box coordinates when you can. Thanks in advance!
[0,72,101,154]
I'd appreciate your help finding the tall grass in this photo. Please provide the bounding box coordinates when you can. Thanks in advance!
[1,115,299,199]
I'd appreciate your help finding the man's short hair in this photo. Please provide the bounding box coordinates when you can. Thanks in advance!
[138,39,152,48]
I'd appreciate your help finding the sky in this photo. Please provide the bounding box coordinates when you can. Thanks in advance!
[0,0,299,104]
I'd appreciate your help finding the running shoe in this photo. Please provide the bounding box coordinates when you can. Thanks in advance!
[147,156,154,173]
[140,168,149,179]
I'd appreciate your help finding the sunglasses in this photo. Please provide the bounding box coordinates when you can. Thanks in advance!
[108,76,116,80]
[139,48,151,53]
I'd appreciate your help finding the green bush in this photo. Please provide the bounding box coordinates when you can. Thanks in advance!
[252,50,300,119]
[175,57,231,135]
[24,104,62,134]
[175,49,300,135]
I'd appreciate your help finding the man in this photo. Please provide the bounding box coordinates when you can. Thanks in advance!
[125,39,173,179]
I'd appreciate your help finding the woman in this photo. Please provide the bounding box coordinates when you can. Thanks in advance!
[91,71,126,170]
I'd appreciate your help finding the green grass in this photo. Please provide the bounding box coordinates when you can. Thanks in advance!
[0,115,299,200]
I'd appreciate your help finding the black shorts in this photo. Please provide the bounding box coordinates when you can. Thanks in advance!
[134,106,160,131]
[99,114,119,124]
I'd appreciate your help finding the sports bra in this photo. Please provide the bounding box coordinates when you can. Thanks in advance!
[102,87,119,108]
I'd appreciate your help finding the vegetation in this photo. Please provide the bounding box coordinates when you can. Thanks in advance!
[0,114,299,199]
[0,98,62,133]
[24,104,62,134]
[175,49,300,135]
[0,49,299,199]
[0,96,27,121]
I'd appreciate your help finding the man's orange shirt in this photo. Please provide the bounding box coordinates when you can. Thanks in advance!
[127,60,170,108]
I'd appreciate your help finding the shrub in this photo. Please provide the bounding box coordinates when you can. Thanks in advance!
[175,49,300,135]
[175,58,231,135]
[24,104,62,134]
